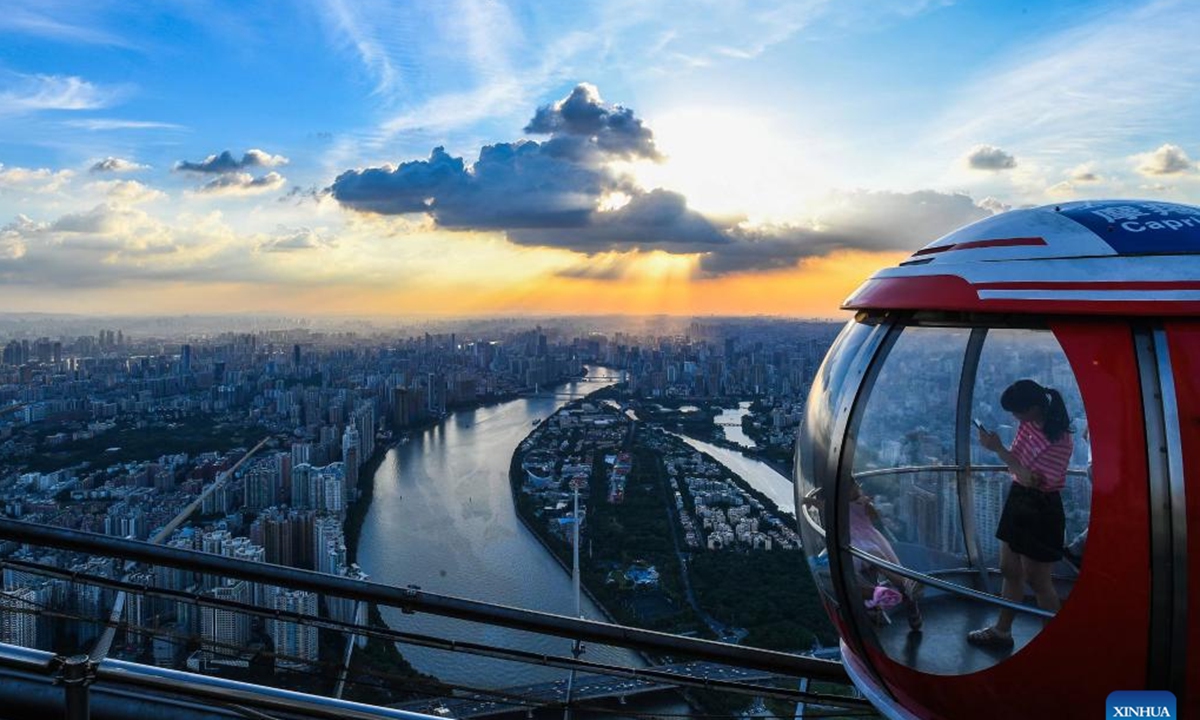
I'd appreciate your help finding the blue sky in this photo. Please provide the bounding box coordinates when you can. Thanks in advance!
[1,0,1198,316]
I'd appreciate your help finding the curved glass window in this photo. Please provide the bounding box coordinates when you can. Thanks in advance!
[826,322,1091,676]
[796,319,878,607]
[970,329,1092,573]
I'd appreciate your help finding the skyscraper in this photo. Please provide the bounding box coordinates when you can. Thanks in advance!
[268,589,319,669]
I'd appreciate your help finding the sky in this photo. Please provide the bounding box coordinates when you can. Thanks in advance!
[2,0,1200,318]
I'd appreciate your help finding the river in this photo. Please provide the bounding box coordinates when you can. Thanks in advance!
[356,369,644,688]
[715,401,757,449]
[673,435,795,517]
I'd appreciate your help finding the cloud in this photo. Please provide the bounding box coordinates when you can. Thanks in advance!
[976,196,1012,215]
[0,164,75,193]
[195,171,287,196]
[313,0,401,97]
[693,190,992,277]
[66,118,186,131]
[965,144,1017,171]
[176,149,289,174]
[332,84,684,248]
[0,4,132,47]
[932,2,1200,160]
[524,83,662,161]
[0,72,114,114]
[259,228,336,252]
[1135,143,1194,176]
[0,216,32,260]
[0,205,251,288]
[1067,162,1101,183]
[89,157,149,174]
[84,179,166,205]
[333,86,995,276]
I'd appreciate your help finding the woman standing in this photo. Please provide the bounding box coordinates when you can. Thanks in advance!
[967,379,1074,648]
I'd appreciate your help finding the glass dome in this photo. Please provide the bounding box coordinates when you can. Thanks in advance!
[795,312,1093,676]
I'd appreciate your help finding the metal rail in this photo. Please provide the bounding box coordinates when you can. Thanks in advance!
[90,437,271,664]
[0,557,866,709]
[0,642,440,720]
[0,517,850,684]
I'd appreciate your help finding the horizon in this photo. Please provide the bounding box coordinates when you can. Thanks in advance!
[3,1,1199,316]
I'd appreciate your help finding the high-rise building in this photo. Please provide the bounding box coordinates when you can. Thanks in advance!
[313,516,345,576]
[201,580,251,657]
[268,589,319,669]
[290,463,313,509]
[0,588,39,648]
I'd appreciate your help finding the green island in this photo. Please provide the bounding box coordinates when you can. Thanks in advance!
[509,386,836,712]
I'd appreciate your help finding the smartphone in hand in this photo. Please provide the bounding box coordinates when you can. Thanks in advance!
[972,418,987,432]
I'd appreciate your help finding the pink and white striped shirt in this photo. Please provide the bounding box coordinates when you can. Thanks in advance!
[1010,420,1073,492]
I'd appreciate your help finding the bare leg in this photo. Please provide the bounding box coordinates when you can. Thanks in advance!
[993,542,1025,635]
[1022,556,1061,615]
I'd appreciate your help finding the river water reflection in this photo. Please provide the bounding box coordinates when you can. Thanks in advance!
[673,435,795,517]
[356,369,644,688]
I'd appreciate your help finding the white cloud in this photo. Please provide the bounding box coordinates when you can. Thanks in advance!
[0,3,132,47]
[259,227,336,252]
[84,179,166,205]
[1134,143,1194,176]
[67,118,185,131]
[89,157,150,173]
[0,73,115,114]
[933,1,1200,161]
[1067,162,1102,183]
[313,0,402,97]
[0,164,75,193]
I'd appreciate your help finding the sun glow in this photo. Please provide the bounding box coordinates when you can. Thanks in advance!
[625,107,826,223]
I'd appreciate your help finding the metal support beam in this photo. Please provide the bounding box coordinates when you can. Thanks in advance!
[54,655,94,720]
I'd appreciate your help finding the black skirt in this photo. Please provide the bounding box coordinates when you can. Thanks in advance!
[997,483,1065,563]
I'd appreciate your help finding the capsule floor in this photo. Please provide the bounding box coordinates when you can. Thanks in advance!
[869,593,1047,675]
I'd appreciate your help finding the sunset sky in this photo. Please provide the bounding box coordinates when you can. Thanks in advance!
[2,0,1199,317]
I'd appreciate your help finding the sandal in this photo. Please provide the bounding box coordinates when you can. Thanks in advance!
[966,626,1013,649]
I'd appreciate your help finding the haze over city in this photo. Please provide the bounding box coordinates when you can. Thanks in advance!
[2,0,1199,317]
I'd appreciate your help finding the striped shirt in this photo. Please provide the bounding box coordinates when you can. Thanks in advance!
[1010,420,1073,492]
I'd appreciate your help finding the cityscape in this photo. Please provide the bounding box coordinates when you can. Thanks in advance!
[1,0,1195,717]
[0,314,851,709]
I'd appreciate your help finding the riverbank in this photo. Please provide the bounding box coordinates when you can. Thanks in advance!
[505,447,623,628]
[685,430,795,482]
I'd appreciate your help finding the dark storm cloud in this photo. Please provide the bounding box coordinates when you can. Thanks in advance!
[966,144,1017,171]
[524,83,662,161]
[176,148,288,174]
[330,85,714,253]
[331,85,992,276]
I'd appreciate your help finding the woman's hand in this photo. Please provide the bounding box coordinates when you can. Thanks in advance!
[978,427,1003,452]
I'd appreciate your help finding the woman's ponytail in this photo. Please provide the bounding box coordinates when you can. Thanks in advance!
[1043,388,1071,442]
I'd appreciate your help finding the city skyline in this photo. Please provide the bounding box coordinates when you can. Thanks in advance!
[2,0,1199,316]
